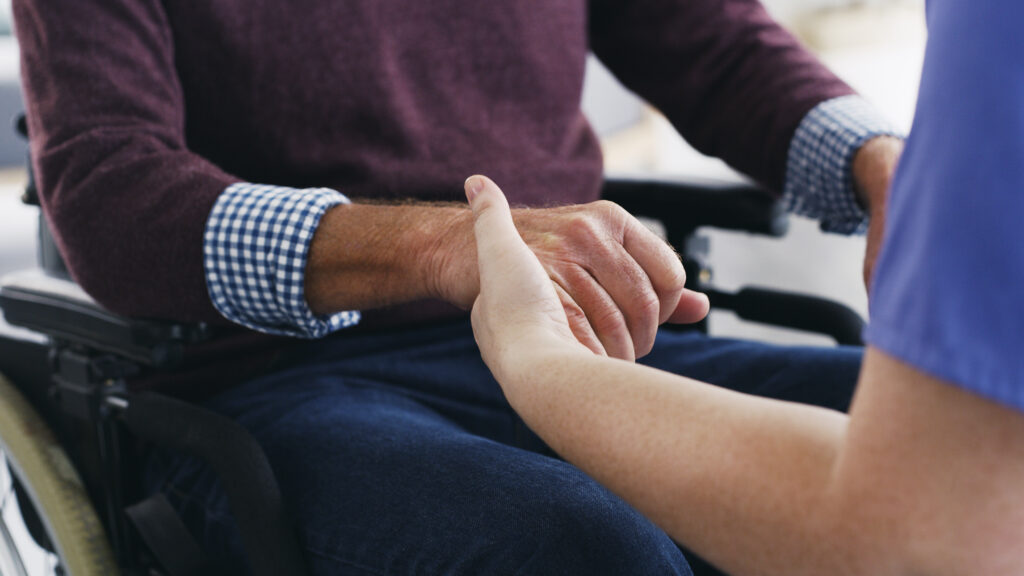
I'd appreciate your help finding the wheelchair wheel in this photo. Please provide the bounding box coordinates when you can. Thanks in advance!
[0,373,117,576]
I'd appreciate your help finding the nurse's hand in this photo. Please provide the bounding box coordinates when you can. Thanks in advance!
[464,175,708,384]
[465,175,586,382]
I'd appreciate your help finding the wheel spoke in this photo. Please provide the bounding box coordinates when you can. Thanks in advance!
[0,449,64,576]
[0,449,11,513]
[0,496,30,576]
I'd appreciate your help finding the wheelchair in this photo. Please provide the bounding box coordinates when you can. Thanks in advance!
[0,113,865,576]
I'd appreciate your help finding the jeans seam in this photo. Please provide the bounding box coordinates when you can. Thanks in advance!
[303,540,390,576]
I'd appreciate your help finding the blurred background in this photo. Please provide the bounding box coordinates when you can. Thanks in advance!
[0,0,926,344]
[585,0,926,345]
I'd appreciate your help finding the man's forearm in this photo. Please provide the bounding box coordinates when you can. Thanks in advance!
[305,202,472,315]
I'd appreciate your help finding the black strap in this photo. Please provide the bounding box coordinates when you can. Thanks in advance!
[125,494,211,576]
[123,393,308,576]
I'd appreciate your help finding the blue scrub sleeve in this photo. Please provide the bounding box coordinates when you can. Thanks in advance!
[865,0,1024,411]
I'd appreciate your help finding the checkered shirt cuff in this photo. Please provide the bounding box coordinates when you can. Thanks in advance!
[783,95,903,235]
[204,183,360,338]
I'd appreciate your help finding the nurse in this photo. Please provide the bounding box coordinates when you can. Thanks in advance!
[465,1,1024,574]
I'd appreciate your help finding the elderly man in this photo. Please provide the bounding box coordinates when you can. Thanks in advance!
[14,0,900,573]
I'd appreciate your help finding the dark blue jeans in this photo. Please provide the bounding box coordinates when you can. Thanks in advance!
[145,320,861,575]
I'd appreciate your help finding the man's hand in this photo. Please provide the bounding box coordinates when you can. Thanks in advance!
[852,136,904,292]
[435,176,710,362]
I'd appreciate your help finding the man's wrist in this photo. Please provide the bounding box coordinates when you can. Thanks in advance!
[852,136,904,290]
[421,206,476,305]
[306,202,473,314]
[852,135,904,214]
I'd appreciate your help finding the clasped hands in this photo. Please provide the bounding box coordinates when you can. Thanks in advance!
[441,175,708,382]
[448,132,901,378]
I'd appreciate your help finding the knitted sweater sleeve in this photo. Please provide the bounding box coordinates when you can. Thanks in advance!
[14,0,238,322]
[589,0,856,191]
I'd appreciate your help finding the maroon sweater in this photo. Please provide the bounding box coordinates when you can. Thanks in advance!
[13,0,850,392]
[14,0,852,322]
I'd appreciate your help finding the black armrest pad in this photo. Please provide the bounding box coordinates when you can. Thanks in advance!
[0,270,210,368]
[707,287,865,346]
[601,176,788,238]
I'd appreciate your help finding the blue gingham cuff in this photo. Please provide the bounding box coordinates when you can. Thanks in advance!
[204,183,360,338]
[783,95,903,234]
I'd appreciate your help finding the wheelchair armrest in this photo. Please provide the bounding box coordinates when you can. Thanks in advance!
[707,287,865,346]
[0,270,211,369]
[601,176,789,240]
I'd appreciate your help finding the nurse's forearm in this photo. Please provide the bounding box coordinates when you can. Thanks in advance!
[503,349,850,576]
[504,345,1024,576]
